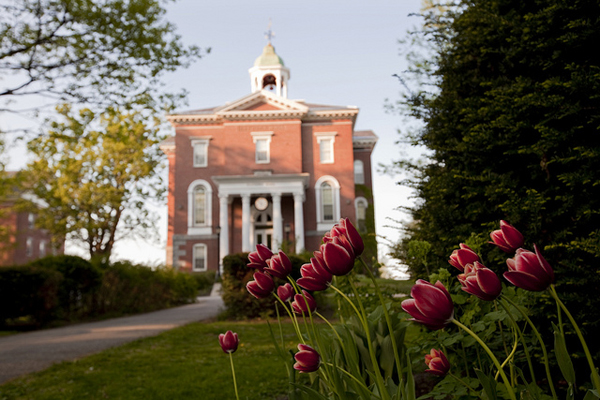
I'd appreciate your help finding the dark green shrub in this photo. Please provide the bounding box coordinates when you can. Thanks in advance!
[191,271,216,296]
[0,266,63,326]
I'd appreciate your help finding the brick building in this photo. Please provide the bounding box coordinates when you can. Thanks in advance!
[162,43,377,273]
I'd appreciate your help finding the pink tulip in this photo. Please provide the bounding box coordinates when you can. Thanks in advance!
[504,244,554,291]
[247,244,273,270]
[264,250,292,279]
[490,220,524,253]
[458,262,502,301]
[297,255,333,291]
[401,280,454,330]
[246,270,275,299]
[322,239,355,276]
[291,290,317,315]
[277,283,294,302]
[425,349,450,376]
[448,244,480,272]
[329,218,364,256]
[218,330,239,354]
[293,344,321,373]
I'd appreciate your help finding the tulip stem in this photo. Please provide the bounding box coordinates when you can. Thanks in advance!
[497,299,536,384]
[500,295,557,400]
[274,294,304,343]
[229,352,240,400]
[324,362,381,399]
[495,327,518,382]
[452,319,517,400]
[549,285,600,391]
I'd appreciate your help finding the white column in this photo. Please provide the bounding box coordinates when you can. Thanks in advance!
[272,193,282,252]
[241,194,251,252]
[294,193,305,253]
[219,194,229,275]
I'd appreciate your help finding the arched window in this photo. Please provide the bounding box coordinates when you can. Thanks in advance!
[354,160,365,184]
[355,197,368,232]
[187,179,212,235]
[315,175,341,231]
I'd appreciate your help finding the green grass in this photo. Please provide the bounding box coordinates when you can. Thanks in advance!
[0,320,307,400]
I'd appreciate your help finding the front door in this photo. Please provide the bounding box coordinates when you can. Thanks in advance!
[255,228,273,250]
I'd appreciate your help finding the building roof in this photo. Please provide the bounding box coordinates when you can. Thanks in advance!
[253,43,285,67]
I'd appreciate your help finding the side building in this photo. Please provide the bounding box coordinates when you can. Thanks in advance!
[162,43,377,273]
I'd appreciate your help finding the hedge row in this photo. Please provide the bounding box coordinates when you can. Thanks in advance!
[0,255,202,327]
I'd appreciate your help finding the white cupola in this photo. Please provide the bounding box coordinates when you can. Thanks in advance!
[249,43,290,98]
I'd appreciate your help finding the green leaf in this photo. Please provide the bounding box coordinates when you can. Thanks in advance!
[583,390,600,400]
[475,369,497,400]
[552,322,576,386]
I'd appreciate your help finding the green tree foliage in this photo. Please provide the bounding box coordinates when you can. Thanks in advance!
[392,0,600,355]
[20,104,166,262]
[0,0,204,113]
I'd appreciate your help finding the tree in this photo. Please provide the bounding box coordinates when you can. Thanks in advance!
[391,0,600,357]
[0,0,204,115]
[20,104,166,262]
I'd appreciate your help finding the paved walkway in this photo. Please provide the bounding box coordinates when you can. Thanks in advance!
[0,293,224,384]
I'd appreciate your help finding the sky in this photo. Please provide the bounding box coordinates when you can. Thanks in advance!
[5,0,427,278]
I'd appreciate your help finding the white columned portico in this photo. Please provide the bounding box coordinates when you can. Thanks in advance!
[241,194,251,252]
[219,194,229,275]
[271,192,283,252]
[293,193,305,253]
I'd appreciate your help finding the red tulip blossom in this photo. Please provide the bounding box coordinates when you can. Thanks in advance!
[246,270,275,299]
[291,290,317,315]
[247,244,273,270]
[326,218,364,257]
[264,250,292,279]
[218,330,239,354]
[401,280,454,330]
[504,244,554,291]
[277,283,294,302]
[458,262,502,301]
[448,244,480,272]
[297,254,333,291]
[293,344,321,373]
[321,238,355,276]
[425,349,450,376]
[490,220,524,254]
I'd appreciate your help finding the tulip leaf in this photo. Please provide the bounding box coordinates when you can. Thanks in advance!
[475,369,498,400]
[404,353,416,400]
[583,390,600,400]
[379,334,395,379]
[552,322,576,386]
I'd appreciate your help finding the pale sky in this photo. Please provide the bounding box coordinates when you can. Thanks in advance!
[5,1,427,277]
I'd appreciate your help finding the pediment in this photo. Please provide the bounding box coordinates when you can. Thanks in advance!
[215,91,309,113]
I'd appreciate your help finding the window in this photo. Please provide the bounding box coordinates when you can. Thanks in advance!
[355,197,368,232]
[28,213,35,229]
[26,237,33,257]
[315,132,336,164]
[354,160,365,184]
[193,244,207,271]
[251,132,273,164]
[187,179,212,235]
[315,175,341,231]
[192,138,210,167]
[39,241,46,257]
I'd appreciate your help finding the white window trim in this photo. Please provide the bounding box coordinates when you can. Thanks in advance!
[193,243,208,272]
[187,179,213,235]
[191,137,211,168]
[315,175,341,231]
[314,132,337,164]
[354,160,365,184]
[355,196,368,227]
[251,131,273,164]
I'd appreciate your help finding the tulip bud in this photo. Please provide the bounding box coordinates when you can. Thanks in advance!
[425,349,450,376]
[246,270,275,299]
[247,243,274,270]
[458,261,502,301]
[322,241,354,276]
[293,344,321,373]
[401,279,454,330]
[504,244,554,291]
[218,330,239,354]
[296,256,333,291]
[264,251,292,279]
[277,283,294,302]
[490,220,524,253]
[291,290,317,315]
[448,244,480,272]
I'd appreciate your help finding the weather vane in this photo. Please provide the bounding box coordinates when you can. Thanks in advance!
[264,18,275,44]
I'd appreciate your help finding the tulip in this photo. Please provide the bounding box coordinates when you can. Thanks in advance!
[322,239,355,276]
[293,344,321,373]
[329,218,364,256]
[448,244,480,272]
[277,283,294,302]
[425,349,450,376]
[296,255,333,291]
[218,330,239,354]
[247,244,273,270]
[504,244,554,291]
[401,280,454,330]
[264,250,292,279]
[291,290,317,315]
[246,270,275,299]
[458,261,502,301]
[490,220,524,253]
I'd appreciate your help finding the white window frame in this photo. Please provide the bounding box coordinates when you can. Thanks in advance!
[191,137,211,168]
[315,175,341,231]
[355,197,368,232]
[193,243,207,272]
[315,132,337,164]
[39,240,46,258]
[26,237,33,257]
[354,160,365,184]
[28,213,35,229]
[187,179,213,235]
[251,132,273,164]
